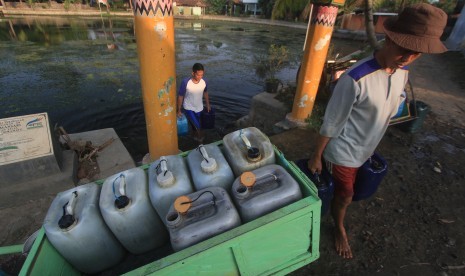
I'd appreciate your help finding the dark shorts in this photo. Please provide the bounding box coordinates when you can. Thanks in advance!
[183,109,201,130]
[326,161,359,198]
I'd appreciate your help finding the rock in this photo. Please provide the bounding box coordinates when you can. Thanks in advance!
[446,237,456,247]
[434,166,442,173]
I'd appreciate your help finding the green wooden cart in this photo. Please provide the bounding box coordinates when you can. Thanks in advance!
[19,146,321,276]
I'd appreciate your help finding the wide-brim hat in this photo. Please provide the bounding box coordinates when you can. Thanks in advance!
[383,3,447,54]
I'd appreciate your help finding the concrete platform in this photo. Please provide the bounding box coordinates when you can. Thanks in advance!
[236,92,289,135]
[67,128,136,182]
[0,150,77,210]
[0,128,135,209]
[0,128,137,247]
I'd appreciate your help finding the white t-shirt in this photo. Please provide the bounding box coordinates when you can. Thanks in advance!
[178,77,208,112]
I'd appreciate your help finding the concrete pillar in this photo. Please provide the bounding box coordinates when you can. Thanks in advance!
[287,3,341,125]
[132,0,178,160]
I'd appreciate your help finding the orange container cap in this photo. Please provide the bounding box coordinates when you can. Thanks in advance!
[240,171,256,188]
[174,195,192,214]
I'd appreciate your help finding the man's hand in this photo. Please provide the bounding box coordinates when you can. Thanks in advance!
[308,154,322,175]
[177,110,182,118]
[308,134,331,174]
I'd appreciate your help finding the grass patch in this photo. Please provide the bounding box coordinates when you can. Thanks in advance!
[275,83,330,131]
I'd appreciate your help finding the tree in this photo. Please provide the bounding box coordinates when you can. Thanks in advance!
[206,0,227,15]
[270,0,359,21]
[364,0,380,50]
[258,0,276,18]
[270,0,380,48]
[271,0,309,20]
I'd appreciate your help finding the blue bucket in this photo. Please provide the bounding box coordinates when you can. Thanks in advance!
[201,107,215,129]
[177,114,188,136]
[392,91,408,119]
[296,159,334,215]
[352,152,388,201]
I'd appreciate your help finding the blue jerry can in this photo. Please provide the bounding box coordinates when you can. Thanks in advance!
[177,114,188,136]
[296,159,334,215]
[352,152,388,201]
[201,107,215,129]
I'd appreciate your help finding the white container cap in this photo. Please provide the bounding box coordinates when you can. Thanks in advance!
[157,171,175,187]
[201,157,217,173]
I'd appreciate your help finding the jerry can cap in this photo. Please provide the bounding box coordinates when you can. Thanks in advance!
[174,195,192,214]
[157,171,175,187]
[240,171,256,188]
[201,157,217,173]
[247,147,261,162]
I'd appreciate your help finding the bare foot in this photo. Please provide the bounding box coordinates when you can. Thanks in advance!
[335,227,353,259]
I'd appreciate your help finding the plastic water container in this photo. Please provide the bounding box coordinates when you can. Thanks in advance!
[165,187,241,251]
[99,168,169,255]
[398,100,430,133]
[186,144,235,191]
[392,91,408,119]
[222,127,275,176]
[352,152,388,201]
[200,107,215,129]
[149,155,194,225]
[43,183,125,274]
[295,159,334,215]
[177,114,188,136]
[230,164,302,223]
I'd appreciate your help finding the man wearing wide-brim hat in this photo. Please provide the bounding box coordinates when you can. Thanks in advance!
[308,3,447,259]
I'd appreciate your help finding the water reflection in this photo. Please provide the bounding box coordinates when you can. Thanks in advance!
[0,17,364,161]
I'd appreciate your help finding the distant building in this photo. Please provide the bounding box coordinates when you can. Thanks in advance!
[174,0,207,16]
[173,0,261,16]
[241,0,260,15]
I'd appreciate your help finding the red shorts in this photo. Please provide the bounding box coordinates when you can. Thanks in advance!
[326,161,359,198]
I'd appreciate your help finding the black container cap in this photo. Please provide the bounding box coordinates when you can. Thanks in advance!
[247,147,261,161]
[58,214,75,229]
[115,196,130,209]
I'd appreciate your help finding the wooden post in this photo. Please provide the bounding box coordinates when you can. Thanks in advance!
[287,1,344,125]
[132,0,178,160]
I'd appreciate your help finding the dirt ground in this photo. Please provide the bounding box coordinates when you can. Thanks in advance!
[269,52,465,275]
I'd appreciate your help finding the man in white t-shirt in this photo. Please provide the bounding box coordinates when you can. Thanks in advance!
[177,63,211,142]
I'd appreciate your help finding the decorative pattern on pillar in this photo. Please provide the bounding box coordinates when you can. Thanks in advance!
[312,5,337,27]
[133,0,173,17]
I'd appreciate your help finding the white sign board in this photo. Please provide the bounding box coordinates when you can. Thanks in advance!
[0,113,54,165]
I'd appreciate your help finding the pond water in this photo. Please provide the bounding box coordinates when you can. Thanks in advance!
[0,16,364,161]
